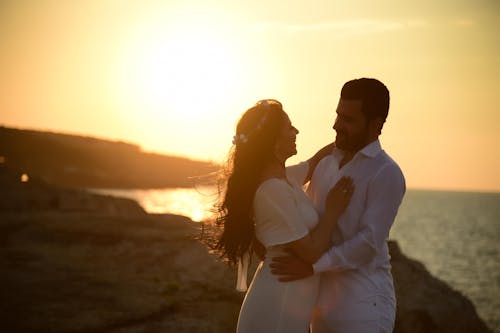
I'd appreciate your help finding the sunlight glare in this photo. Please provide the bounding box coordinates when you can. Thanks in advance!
[117,14,243,127]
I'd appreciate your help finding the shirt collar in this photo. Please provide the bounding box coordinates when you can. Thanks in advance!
[332,139,382,159]
[359,139,382,158]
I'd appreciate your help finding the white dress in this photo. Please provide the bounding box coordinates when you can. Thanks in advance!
[236,177,320,333]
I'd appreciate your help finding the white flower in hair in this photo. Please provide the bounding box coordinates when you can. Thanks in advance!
[232,133,248,145]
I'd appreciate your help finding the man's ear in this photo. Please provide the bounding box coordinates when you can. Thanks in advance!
[370,117,385,135]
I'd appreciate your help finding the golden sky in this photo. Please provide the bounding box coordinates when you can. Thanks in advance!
[1,0,499,192]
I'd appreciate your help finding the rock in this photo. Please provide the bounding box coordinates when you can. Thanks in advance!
[0,166,146,217]
[0,166,492,332]
[0,213,242,333]
[390,241,492,333]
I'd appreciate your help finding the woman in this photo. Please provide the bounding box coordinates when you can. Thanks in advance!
[214,99,354,332]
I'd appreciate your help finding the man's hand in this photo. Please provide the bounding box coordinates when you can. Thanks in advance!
[270,254,313,282]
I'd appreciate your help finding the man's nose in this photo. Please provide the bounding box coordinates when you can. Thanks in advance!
[333,118,340,131]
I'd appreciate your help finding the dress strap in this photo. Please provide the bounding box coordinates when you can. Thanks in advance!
[236,252,250,292]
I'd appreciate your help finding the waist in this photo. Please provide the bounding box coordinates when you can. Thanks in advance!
[320,268,394,297]
[265,244,292,258]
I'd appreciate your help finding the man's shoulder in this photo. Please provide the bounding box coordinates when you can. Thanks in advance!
[374,148,399,167]
[375,150,406,184]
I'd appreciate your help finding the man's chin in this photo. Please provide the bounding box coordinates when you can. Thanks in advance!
[335,140,348,150]
[286,149,297,159]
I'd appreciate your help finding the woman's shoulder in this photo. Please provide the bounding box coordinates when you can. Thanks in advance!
[256,178,293,197]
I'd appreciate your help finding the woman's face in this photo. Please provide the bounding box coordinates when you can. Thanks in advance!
[274,113,299,162]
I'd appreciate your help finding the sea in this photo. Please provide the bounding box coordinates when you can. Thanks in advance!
[90,187,500,332]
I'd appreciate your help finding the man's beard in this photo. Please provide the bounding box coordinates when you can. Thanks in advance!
[335,127,370,152]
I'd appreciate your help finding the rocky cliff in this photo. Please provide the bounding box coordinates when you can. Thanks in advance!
[0,167,493,332]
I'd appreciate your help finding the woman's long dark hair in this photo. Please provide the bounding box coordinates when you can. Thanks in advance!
[213,100,286,265]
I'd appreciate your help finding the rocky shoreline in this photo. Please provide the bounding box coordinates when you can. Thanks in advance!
[0,167,493,332]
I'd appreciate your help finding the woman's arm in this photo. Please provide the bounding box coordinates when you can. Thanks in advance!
[286,176,353,264]
[303,142,335,184]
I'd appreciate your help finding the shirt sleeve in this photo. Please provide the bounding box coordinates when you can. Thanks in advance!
[254,180,310,247]
[313,163,406,273]
[285,161,310,186]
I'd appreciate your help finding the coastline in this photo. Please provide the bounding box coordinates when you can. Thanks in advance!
[0,209,493,332]
[0,167,493,332]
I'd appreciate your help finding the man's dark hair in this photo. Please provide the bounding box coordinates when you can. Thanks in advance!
[340,78,390,121]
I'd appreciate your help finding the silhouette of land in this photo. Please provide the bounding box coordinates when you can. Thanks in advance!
[0,127,493,332]
[0,126,217,189]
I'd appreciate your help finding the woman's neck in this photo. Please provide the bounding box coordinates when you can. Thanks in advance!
[261,158,286,181]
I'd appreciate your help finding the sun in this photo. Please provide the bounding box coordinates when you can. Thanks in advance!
[135,28,240,116]
[115,11,245,136]
[111,7,265,161]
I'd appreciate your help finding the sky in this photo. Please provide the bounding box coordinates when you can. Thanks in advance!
[1,0,499,192]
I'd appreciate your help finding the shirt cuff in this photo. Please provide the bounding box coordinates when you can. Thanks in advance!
[312,251,332,274]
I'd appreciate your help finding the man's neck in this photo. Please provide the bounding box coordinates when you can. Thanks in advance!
[338,138,379,169]
[339,150,356,169]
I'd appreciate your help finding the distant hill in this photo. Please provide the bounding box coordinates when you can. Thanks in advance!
[0,126,218,189]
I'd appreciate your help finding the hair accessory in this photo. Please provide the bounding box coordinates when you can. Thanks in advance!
[232,133,248,145]
[232,99,281,146]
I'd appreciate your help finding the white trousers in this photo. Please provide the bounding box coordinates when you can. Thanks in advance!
[311,296,395,333]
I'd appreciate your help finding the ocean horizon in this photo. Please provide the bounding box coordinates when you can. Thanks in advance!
[89,187,500,332]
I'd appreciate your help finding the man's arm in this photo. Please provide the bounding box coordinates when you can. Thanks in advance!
[313,164,405,273]
[270,251,313,282]
[272,164,405,279]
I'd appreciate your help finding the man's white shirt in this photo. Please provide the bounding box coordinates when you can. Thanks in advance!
[287,139,405,322]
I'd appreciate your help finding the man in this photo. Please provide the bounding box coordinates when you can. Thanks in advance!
[271,78,406,332]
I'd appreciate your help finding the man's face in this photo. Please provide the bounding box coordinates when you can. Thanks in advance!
[333,99,370,152]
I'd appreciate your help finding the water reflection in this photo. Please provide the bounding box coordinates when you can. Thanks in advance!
[89,186,218,222]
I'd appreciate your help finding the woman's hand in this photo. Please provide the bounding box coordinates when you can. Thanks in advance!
[325,176,354,217]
